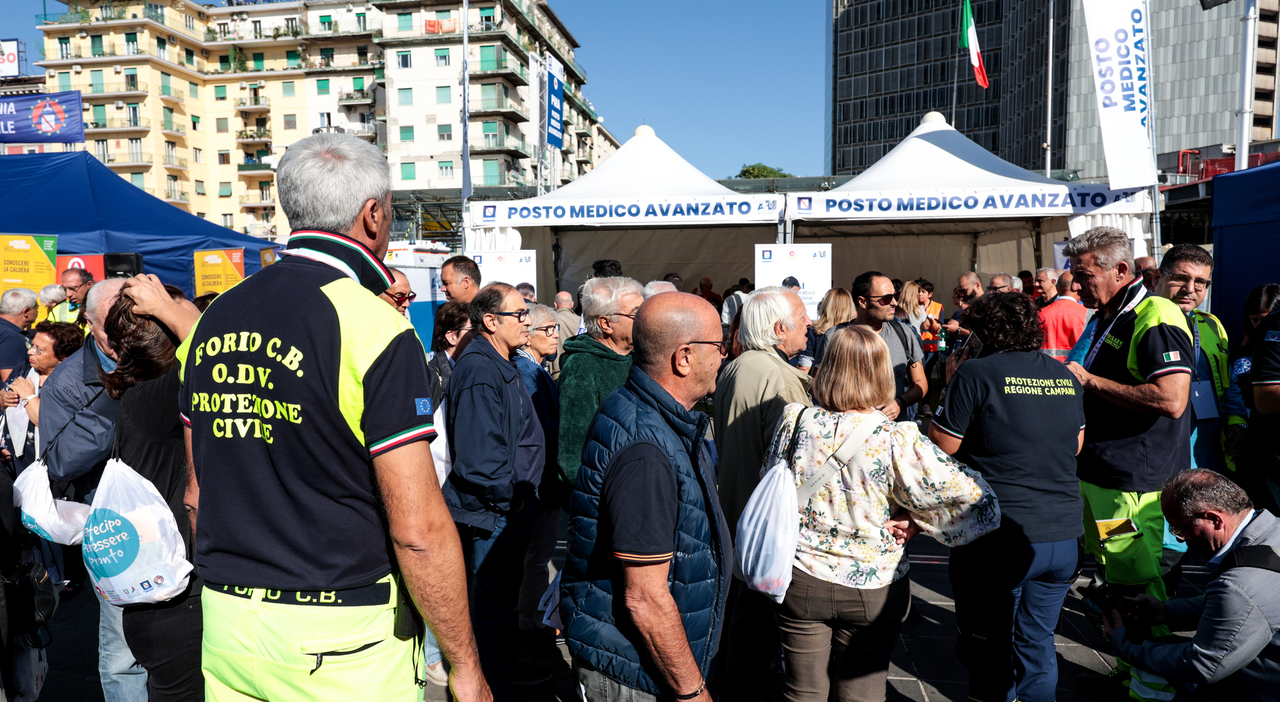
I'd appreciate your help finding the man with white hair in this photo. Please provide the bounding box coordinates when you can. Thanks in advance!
[1064,226,1192,702]
[557,276,643,492]
[642,280,678,298]
[178,133,488,700]
[712,285,812,701]
[0,288,37,380]
[38,276,144,700]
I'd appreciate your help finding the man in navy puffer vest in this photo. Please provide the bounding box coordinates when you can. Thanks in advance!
[561,292,731,702]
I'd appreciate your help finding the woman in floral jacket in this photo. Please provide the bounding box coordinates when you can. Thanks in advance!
[761,325,1000,702]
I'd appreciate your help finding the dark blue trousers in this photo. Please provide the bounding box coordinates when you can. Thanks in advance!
[949,532,1078,702]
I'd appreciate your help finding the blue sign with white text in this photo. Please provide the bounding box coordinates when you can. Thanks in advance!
[0,90,83,143]
[546,72,564,149]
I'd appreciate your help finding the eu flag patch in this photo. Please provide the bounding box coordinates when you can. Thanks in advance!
[1266,331,1280,343]
[415,398,432,416]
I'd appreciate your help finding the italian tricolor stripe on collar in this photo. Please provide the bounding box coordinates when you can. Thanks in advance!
[288,231,393,289]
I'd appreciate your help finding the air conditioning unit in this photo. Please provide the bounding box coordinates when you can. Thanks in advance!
[199,11,207,20]
[114,100,125,108]
[113,65,123,73]
[257,80,266,87]
[73,65,83,73]
[45,70,56,79]
[239,81,248,89]
[201,49,209,57]
[298,43,307,50]
[169,35,178,44]
[78,30,87,38]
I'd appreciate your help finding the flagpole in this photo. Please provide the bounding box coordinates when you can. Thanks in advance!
[459,0,472,254]
[1044,0,1054,176]
[951,5,961,126]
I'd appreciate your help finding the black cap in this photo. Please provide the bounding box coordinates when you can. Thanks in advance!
[782,276,800,289]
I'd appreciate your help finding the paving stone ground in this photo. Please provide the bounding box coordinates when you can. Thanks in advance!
[38,534,1210,702]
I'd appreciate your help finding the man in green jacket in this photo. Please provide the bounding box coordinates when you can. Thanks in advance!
[712,285,813,702]
[557,276,644,485]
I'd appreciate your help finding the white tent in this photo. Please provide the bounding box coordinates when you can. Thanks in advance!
[786,112,1151,291]
[468,125,782,299]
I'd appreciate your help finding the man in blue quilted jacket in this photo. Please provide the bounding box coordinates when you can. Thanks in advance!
[560,292,731,702]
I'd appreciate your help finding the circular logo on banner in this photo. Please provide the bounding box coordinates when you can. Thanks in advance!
[67,256,88,270]
[30,98,68,137]
[83,509,140,579]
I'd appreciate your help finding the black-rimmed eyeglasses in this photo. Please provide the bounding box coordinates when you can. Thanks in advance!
[494,309,529,323]
[688,340,728,356]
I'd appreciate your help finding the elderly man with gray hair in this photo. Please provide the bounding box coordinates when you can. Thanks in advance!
[1102,469,1280,700]
[177,133,489,701]
[556,276,643,490]
[0,288,38,380]
[1063,226,1193,701]
[712,285,812,701]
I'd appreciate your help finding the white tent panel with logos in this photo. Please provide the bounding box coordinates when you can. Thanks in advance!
[787,112,1152,290]
[468,126,782,301]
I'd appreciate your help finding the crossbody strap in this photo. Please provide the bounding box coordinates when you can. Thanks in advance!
[796,410,887,505]
[1218,543,1280,575]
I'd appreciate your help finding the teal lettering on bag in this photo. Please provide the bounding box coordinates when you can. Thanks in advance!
[83,509,140,579]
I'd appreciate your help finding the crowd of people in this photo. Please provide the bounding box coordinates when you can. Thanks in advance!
[2,131,1279,702]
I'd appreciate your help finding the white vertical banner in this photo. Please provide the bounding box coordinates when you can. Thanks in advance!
[1081,0,1158,190]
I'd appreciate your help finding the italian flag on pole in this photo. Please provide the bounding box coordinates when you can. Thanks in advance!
[960,0,989,89]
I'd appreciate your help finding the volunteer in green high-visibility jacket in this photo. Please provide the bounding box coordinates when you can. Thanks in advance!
[1063,227,1194,702]
[1152,244,1248,473]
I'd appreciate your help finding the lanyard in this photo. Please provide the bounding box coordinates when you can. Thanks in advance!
[1083,281,1146,370]
[1191,315,1201,382]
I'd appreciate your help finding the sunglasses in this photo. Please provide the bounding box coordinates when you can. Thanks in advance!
[863,293,897,306]
[383,291,417,305]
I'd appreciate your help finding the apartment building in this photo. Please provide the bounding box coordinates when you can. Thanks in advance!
[370,0,610,192]
[31,0,612,241]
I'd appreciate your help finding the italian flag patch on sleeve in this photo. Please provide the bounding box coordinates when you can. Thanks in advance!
[1163,351,1181,362]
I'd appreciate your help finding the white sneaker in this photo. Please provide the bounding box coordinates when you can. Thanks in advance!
[424,660,448,686]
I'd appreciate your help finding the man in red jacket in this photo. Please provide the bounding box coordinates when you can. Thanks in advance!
[1037,267,1087,362]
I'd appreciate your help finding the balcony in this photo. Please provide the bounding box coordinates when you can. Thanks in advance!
[85,118,150,133]
[471,97,529,123]
[575,150,594,165]
[159,85,184,103]
[238,161,276,174]
[94,152,152,168]
[472,133,532,158]
[313,123,379,140]
[566,90,598,122]
[472,57,528,86]
[243,223,280,241]
[477,171,528,187]
[161,122,187,137]
[240,192,277,207]
[235,96,271,112]
[163,155,189,169]
[203,25,302,48]
[559,166,576,184]
[306,19,374,37]
[375,105,387,121]
[305,59,380,74]
[236,128,273,144]
[338,90,375,106]
[164,190,190,204]
[377,18,523,55]
[83,81,148,98]
[574,121,592,137]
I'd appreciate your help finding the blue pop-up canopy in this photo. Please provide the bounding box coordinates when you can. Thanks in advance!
[0,152,278,297]
[1211,160,1280,339]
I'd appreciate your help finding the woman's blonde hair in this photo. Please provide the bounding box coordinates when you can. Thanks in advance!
[898,280,923,319]
[813,288,856,335]
[811,325,895,412]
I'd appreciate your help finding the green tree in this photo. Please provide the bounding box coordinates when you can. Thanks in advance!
[733,163,794,179]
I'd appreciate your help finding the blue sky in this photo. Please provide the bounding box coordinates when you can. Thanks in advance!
[10,0,827,177]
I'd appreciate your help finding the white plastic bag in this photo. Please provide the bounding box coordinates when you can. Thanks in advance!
[430,399,451,487]
[735,459,801,604]
[10,641,48,702]
[13,460,91,546]
[82,459,192,606]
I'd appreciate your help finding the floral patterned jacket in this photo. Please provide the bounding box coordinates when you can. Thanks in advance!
[762,403,1000,589]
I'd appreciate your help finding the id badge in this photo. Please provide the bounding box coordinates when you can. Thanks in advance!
[1190,380,1219,419]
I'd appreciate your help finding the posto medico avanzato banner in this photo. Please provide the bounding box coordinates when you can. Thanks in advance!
[194,248,245,296]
